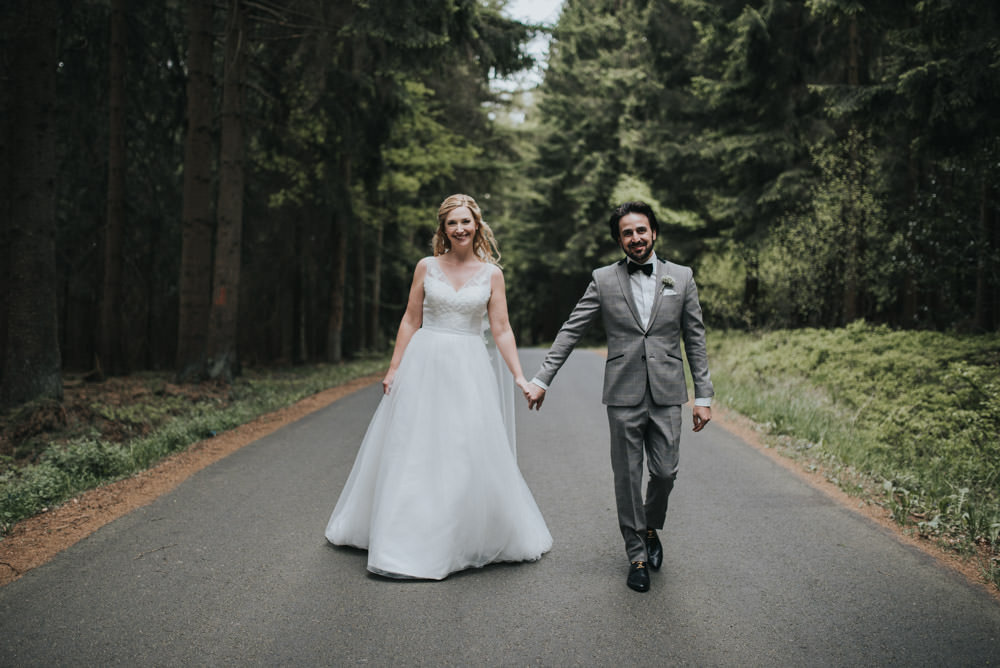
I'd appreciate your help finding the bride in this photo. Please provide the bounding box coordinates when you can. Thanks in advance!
[325,194,552,579]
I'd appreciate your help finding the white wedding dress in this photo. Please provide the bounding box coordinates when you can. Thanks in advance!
[325,257,552,579]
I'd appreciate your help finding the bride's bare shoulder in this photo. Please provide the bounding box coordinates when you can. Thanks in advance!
[411,257,435,279]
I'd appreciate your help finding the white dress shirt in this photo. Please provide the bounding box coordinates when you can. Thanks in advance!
[629,256,657,329]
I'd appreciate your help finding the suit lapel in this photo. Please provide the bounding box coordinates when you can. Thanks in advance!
[615,260,644,329]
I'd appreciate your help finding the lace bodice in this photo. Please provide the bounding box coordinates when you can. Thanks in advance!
[422,257,494,335]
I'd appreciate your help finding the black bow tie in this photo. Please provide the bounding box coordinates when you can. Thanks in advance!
[627,261,653,276]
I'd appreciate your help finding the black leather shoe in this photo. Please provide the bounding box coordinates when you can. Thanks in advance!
[645,529,663,570]
[627,561,650,592]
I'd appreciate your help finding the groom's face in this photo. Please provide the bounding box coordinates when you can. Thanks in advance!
[618,213,657,263]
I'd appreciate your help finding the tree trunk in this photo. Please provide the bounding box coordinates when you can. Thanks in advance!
[298,269,308,362]
[369,219,384,350]
[327,211,347,363]
[294,217,308,362]
[204,0,247,382]
[278,217,297,363]
[327,160,351,363]
[842,16,861,325]
[176,0,216,381]
[204,0,246,379]
[354,223,367,351]
[0,11,10,380]
[742,251,759,327]
[145,212,162,368]
[0,0,62,407]
[842,209,860,324]
[900,153,919,326]
[98,0,128,378]
[975,177,998,331]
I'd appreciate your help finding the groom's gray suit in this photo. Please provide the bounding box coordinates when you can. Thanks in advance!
[533,255,713,563]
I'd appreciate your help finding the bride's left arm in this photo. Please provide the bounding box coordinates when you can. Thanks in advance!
[486,267,529,392]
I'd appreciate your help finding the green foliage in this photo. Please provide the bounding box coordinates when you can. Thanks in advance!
[758,128,897,327]
[609,175,665,215]
[89,393,195,426]
[535,0,649,267]
[696,242,753,329]
[43,440,133,486]
[710,324,1000,567]
[0,465,73,531]
[377,77,484,236]
[503,0,999,335]
[0,358,389,535]
[687,0,820,240]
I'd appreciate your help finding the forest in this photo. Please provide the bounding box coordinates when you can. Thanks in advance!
[2,0,999,408]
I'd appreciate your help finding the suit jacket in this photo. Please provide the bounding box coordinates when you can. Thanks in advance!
[535,257,713,407]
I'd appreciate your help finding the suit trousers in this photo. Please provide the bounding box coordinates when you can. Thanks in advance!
[606,386,682,563]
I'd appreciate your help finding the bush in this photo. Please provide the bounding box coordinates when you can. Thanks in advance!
[709,322,1000,560]
[44,440,133,486]
[0,465,72,530]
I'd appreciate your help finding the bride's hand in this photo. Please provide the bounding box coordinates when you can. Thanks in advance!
[382,369,396,395]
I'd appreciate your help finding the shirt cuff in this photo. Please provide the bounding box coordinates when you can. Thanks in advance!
[694,397,712,407]
[530,378,549,390]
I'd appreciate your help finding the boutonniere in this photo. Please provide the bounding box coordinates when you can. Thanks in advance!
[661,275,677,296]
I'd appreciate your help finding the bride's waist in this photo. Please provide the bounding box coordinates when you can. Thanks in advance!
[420,324,482,337]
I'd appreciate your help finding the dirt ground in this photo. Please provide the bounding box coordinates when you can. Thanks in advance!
[1,373,997,604]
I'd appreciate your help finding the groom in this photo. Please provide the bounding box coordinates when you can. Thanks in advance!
[524,201,713,593]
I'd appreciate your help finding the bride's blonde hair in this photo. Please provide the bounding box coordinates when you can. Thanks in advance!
[433,194,501,266]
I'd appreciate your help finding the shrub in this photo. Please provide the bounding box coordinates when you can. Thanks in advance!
[709,323,1000,561]
[44,440,133,486]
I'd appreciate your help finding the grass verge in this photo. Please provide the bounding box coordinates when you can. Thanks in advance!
[0,357,389,535]
[708,321,1000,590]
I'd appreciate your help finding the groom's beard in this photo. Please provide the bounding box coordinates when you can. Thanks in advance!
[623,242,655,264]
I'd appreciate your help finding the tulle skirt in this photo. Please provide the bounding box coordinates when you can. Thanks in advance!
[325,326,552,580]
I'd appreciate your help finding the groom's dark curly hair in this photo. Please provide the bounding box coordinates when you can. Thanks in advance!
[608,201,660,242]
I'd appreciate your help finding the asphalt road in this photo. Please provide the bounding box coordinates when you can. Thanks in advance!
[1,349,998,667]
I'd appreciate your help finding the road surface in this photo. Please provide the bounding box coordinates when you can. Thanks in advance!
[1,349,998,666]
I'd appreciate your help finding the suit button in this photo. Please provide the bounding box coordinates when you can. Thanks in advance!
[641,356,646,361]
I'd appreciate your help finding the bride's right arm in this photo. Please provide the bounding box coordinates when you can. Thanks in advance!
[383,259,427,394]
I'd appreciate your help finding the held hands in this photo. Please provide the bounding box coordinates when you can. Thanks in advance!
[692,405,711,432]
[522,382,546,411]
[515,377,544,410]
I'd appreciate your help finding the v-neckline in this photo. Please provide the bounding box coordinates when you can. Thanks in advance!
[434,257,488,293]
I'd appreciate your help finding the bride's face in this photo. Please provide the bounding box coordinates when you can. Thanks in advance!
[443,206,477,250]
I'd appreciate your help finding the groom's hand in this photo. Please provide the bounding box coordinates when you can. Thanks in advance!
[524,382,546,411]
[692,405,711,432]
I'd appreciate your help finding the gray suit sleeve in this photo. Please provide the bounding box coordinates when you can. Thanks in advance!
[534,276,602,388]
[681,274,714,400]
